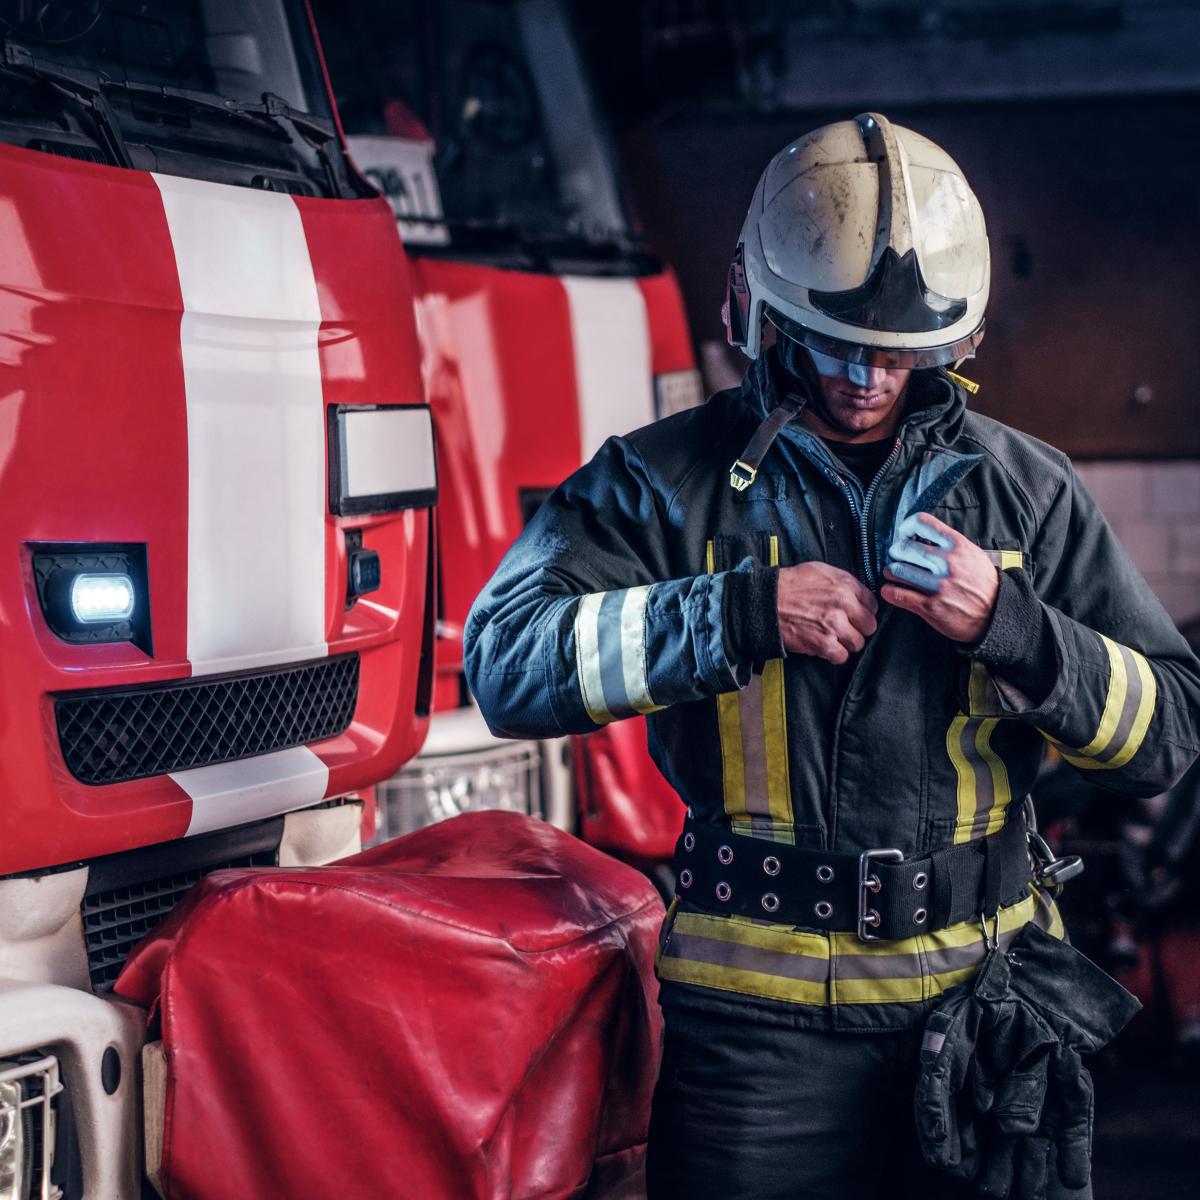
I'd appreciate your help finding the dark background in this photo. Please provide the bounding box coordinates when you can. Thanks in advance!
[573,0,1200,459]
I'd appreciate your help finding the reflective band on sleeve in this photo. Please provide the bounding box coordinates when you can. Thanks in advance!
[1053,635,1157,770]
[948,662,1013,843]
[574,585,663,725]
[707,537,794,843]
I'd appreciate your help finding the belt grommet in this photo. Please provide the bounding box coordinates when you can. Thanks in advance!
[717,844,734,866]
[763,856,781,877]
[914,907,928,925]
[679,869,693,889]
[814,900,833,920]
[716,881,732,902]
[761,892,780,913]
[913,872,928,890]
[816,865,834,884]
[683,832,695,852]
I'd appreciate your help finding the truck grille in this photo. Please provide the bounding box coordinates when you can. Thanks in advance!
[80,818,284,990]
[55,655,359,786]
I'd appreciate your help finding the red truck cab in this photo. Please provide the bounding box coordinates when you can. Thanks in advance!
[314,0,697,866]
[0,2,435,1193]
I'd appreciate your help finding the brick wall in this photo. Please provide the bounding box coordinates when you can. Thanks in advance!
[1074,461,1200,627]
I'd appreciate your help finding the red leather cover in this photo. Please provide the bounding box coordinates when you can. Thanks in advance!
[576,721,685,864]
[116,811,664,1199]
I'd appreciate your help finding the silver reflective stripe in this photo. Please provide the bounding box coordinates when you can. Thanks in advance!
[574,586,661,725]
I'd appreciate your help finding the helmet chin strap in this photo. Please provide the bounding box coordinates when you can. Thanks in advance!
[729,346,809,492]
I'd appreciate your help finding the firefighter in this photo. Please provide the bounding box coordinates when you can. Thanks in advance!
[463,114,1200,1197]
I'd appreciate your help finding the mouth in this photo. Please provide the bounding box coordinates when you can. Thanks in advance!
[831,390,887,409]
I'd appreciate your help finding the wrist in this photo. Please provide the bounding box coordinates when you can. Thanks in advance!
[724,565,785,663]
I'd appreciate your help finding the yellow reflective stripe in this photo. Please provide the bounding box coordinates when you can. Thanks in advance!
[660,892,1059,1008]
[1105,649,1156,768]
[707,535,792,841]
[1076,635,1128,757]
[761,660,791,826]
[977,718,1012,837]
[657,957,828,1006]
[618,585,663,714]
[949,664,1013,842]
[574,592,613,724]
[762,535,793,829]
[984,549,1026,571]
[716,692,746,811]
[947,713,975,845]
[1056,638,1157,770]
[672,909,830,957]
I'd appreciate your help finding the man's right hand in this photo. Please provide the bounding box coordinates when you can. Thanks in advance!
[776,562,878,664]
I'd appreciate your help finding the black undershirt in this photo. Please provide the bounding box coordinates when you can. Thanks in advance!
[820,436,894,489]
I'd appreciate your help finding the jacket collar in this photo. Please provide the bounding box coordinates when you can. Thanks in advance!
[740,345,968,449]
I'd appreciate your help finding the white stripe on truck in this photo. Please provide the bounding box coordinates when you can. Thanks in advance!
[172,746,330,838]
[561,276,655,461]
[153,173,328,678]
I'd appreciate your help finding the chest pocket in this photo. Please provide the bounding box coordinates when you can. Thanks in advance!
[706,533,794,844]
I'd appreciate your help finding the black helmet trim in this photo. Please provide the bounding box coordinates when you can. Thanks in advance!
[765,306,985,370]
[810,246,969,334]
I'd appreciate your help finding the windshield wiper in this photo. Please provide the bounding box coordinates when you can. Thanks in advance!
[97,81,357,197]
[0,41,131,167]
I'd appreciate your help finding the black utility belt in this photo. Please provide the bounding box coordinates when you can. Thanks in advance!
[674,814,1034,941]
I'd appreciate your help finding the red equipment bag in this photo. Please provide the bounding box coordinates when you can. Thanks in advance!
[116,810,665,1200]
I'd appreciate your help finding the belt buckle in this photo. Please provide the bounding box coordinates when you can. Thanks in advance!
[857,847,904,941]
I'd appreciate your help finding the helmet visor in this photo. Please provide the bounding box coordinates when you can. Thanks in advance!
[765,306,985,370]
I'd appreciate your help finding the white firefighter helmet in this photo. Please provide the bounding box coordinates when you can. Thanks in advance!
[724,113,989,368]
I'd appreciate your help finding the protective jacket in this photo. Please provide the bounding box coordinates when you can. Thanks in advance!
[464,351,1200,1032]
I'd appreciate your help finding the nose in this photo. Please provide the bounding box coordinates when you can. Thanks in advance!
[847,363,890,390]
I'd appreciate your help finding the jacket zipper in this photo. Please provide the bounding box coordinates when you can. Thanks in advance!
[859,437,903,589]
[819,435,903,588]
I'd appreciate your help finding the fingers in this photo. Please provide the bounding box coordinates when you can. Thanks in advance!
[830,610,866,654]
[895,510,957,551]
[881,579,934,616]
[913,511,964,545]
[885,559,943,594]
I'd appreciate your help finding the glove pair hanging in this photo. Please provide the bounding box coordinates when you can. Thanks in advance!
[915,921,1140,1198]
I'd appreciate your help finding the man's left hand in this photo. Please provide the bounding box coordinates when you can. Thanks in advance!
[881,511,999,643]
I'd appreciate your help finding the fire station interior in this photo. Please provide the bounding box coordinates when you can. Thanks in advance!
[0,1,1197,1198]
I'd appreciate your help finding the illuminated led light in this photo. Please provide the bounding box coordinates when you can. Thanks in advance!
[70,573,135,624]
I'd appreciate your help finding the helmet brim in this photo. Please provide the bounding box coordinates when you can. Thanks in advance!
[765,306,985,370]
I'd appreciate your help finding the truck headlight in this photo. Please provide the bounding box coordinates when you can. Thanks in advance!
[373,740,542,843]
[70,574,135,623]
[0,1077,26,1200]
[0,1055,60,1200]
[30,543,151,652]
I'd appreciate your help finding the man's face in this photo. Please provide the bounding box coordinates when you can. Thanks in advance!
[799,346,912,442]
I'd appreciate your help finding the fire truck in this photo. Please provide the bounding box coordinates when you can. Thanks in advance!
[0,2,437,1194]
[312,0,698,876]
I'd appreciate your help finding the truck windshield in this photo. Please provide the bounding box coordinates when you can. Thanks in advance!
[313,0,643,265]
[0,0,356,197]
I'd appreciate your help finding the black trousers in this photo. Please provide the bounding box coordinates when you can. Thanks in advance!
[645,1004,1092,1200]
